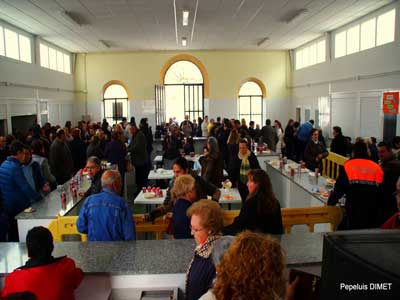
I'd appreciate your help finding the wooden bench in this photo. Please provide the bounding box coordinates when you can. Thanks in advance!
[223,206,343,234]
[48,206,343,241]
[48,214,169,242]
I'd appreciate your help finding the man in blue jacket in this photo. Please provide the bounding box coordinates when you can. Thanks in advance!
[296,119,314,161]
[77,169,135,241]
[0,141,42,241]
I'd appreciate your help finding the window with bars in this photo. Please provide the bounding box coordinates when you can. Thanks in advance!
[238,81,263,126]
[103,84,129,125]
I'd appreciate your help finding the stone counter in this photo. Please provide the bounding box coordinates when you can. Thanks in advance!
[0,232,323,276]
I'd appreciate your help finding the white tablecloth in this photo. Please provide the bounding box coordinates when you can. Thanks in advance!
[134,188,241,205]
[148,169,174,180]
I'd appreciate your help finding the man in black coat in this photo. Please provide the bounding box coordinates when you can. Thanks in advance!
[259,119,278,151]
[330,126,347,157]
[49,129,73,184]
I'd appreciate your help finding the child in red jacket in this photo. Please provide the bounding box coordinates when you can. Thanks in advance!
[1,226,83,300]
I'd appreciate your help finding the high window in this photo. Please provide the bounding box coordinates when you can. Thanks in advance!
[0,25,31,63]
[164,60,204,122]
[334,8,396,58]
[238,81,264,127]
[39,43,71,74]
[103,83,129,125]
[295,38,326,70]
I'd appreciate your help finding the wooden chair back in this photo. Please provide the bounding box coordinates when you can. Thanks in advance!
[322,152,348,179]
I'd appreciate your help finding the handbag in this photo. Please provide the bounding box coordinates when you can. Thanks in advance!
[125,159,134,172]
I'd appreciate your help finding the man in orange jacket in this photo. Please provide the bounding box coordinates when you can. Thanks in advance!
[328,141,384,229]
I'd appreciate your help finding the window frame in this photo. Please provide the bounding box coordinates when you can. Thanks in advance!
[103,83,129,125]
[0,22,33,64]
[295,37,326,70]
[39,41,72,74]
[333,7,396,59]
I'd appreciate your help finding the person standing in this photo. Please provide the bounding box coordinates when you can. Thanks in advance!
[77,170,135,241]
[69,128,87,174]
[259,119,278,151]
[296,119,314,161]
[0,141,41,241]
[330,126,348,157]
[284,119,295,159]
[128,124,148,191]
[328,141,384,229]
[230,139,260,202]
[202,116,209,137]
[201,137,223,188]
[49,129,74,184]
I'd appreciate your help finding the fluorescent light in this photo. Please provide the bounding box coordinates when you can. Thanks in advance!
[59,11,82,26]
[257,37,269,47]
[99,40,111,48]
[183,10,189,26]
[286,9,308,24]
[182,37,187,46]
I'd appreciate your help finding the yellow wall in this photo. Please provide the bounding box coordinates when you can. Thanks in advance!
[74,50,291,102]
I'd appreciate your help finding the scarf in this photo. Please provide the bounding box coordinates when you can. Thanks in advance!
[239,149,251,183]
[185,235,221,293]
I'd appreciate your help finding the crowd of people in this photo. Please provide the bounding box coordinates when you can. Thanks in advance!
[0,113,400,300]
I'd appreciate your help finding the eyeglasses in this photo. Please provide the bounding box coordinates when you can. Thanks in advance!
[190,225,205,234]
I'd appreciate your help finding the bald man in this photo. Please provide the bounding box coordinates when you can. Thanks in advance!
[77,170,135,241]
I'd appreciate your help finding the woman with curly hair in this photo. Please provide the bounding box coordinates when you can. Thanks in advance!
[201,231,297,300]
[223,169,283,235]
[185,199,224,300]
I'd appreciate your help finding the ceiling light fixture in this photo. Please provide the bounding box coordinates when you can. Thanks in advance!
[286,9,308,24]
[182,10,190,26]
[257,37,269,47]
[59,11,82,26]
[182,37,187,47]
[99,40,111,48]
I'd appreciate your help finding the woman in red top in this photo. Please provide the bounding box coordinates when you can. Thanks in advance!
[1,226,83,300]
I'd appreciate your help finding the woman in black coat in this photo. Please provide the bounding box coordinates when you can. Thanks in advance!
[223,169,283,235]
[229,139,260,202]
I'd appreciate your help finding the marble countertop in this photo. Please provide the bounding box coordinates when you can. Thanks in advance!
[265,160,330,204]
[0,232,323,275]
[15,177,90,220]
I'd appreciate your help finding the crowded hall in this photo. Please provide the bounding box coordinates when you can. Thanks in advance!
[1,0,400,299]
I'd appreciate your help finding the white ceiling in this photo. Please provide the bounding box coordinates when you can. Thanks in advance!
[0,0,395,53]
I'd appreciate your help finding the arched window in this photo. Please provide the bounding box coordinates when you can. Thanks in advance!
[163,59,204,122]
[103,82,128,125]
[238,80,264,127]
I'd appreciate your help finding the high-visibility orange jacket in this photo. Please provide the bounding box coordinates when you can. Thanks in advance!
[328,158,383,229]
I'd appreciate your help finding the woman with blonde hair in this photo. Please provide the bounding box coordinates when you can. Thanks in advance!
[185,199,223,300]
[207,231,297,300]
[170,174,197,239]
